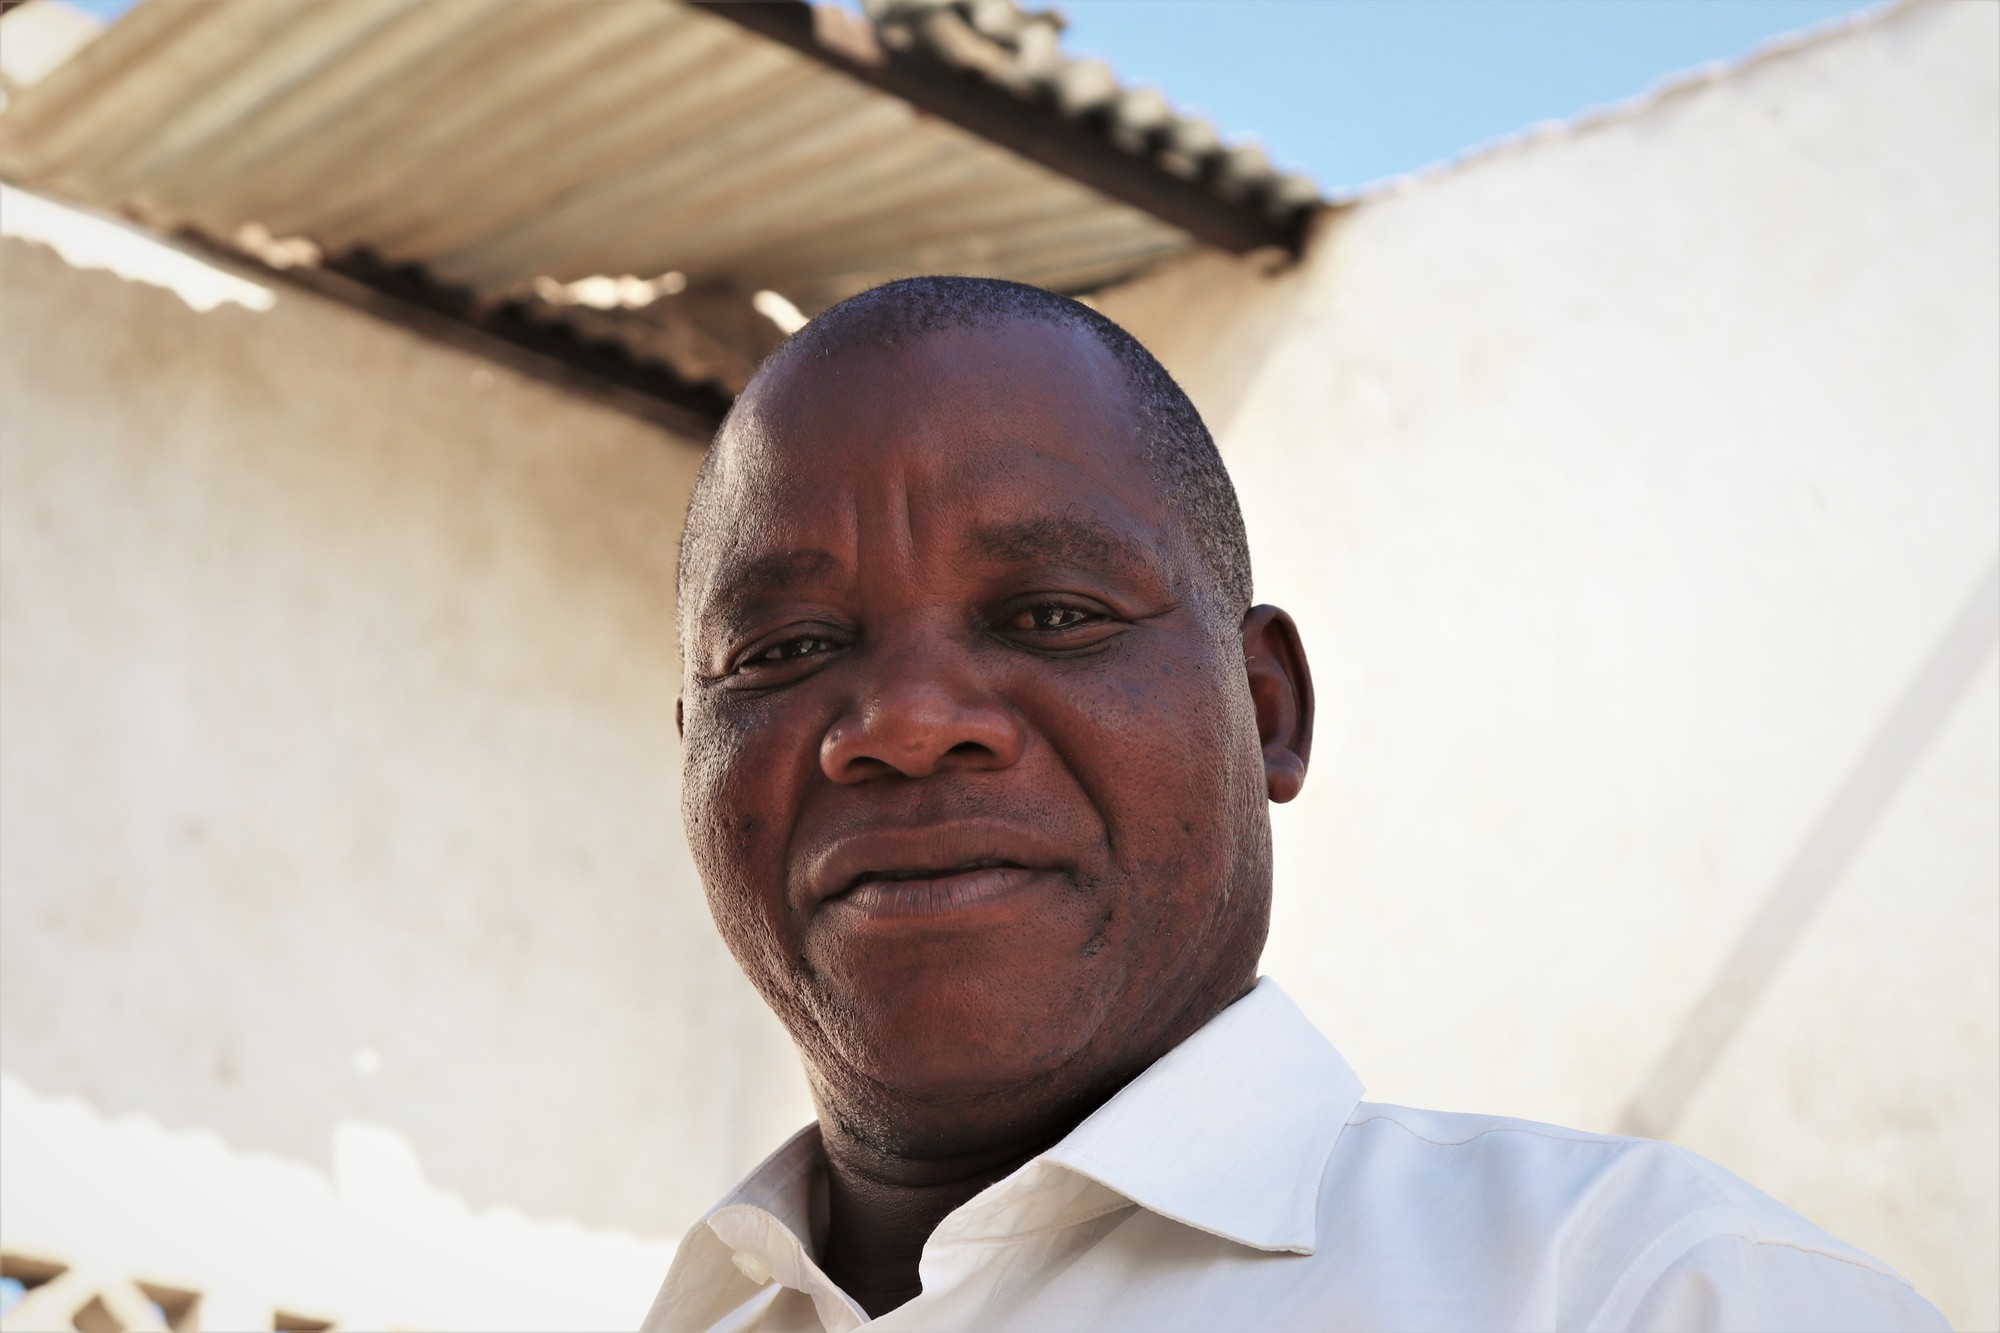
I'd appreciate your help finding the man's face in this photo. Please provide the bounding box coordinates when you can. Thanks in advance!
[678,319,1283,1140]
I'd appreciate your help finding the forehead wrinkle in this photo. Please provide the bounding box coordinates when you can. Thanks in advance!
[843,469,922,594]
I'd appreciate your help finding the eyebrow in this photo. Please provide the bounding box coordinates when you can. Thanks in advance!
[718,548,844,600]
[962,514,1159,580]
[704,515,1160,619]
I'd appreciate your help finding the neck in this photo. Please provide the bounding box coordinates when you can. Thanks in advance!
[816,1127,1052,1318]
[806,976,1259,1317]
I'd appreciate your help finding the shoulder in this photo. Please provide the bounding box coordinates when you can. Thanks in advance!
[1335,1102,1754,1214]
[1338,1101,1814,1231]
[1321,1103,1946,1331]
[1327,1103,1756,1261]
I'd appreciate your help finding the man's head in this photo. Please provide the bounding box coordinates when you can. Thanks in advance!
[676,277,1313,1158]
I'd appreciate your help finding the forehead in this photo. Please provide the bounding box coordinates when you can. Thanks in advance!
[687,320,1182,591]
[752,317,1132,466]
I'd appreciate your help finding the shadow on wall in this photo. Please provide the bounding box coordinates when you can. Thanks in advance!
[1618,555,2000,1140]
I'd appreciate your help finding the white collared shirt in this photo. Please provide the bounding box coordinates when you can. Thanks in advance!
[642,980,1947,1332]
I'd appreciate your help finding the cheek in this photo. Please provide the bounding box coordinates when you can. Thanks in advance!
[1051,635,1260,860]
[1023,631,1267,983]
[680,693,823,990]
[681,689,810,846]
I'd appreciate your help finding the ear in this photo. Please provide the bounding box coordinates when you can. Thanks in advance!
[1241,605,1314,803]
[675,695,686,741]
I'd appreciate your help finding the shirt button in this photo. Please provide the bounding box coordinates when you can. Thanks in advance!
[731,1249,773,1285]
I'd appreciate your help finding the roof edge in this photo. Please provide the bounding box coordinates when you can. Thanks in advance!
[1333,0,1915,206]
[186,232,732,440]
[688,0,1309,256]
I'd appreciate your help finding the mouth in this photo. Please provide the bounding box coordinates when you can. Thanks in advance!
[830,860,1044,919]
[840,857,1027,896]
[798,820,1072,921]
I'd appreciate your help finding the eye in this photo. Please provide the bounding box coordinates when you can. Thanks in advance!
[1014,603,1096,631]
[746,634,838,666]
[996,599,1124,655]
[720,627,849,686]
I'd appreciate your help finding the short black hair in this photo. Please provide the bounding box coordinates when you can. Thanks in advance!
[685,276,1254,616]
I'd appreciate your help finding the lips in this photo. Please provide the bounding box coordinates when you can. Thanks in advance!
[835,863,1047,920]
[841,856,1025,896]
[797,821,1070,911]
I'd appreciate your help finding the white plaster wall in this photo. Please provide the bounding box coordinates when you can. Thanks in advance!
[0,197,814,1327]
[1096,3,1998,1327]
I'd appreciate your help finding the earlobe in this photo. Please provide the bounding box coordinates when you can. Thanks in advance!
[1266,750,1307,804]
[1240,605,1315,804]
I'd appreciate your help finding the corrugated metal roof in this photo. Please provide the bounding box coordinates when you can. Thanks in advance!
[0,0,1319,413]
[859,0,1317,219]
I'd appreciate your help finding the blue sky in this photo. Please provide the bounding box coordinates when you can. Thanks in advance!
[63,0,1885,197]
[1056,0,1885,195]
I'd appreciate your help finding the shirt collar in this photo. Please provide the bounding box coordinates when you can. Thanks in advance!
[716,1121,824,1231]
[1034,976,1364,1255]
[648,975,1364,1329]
[651,1125,871,1333]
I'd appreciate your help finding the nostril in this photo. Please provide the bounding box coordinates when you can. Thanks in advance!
[819,686,1025,783]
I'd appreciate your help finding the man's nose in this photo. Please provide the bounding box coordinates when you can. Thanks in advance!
[819,644,1026,783]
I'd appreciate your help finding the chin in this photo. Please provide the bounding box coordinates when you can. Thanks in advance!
[805,957,1113,1106]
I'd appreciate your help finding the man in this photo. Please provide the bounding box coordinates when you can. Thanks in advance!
[643,277,1946,1331]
